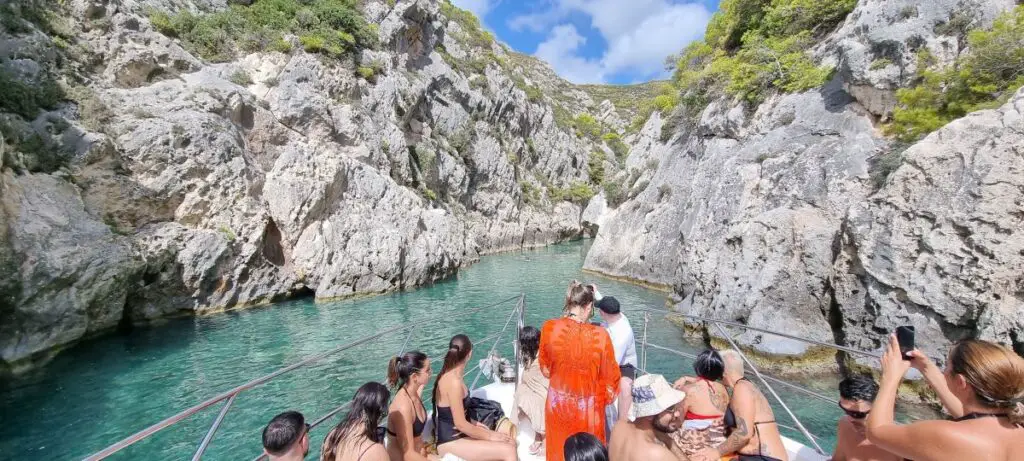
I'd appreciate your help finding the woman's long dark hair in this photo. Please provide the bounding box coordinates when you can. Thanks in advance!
[387,350,428,389]
[564,432,608,461]
[519,326,541,366]
[431,334,472,441]
[321,382,390,461]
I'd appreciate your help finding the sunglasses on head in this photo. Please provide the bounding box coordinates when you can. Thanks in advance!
[838,403,870,419]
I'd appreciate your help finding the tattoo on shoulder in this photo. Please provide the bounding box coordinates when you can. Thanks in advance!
[709,385,727,411]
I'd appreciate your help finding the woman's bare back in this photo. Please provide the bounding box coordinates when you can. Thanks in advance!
[683,380,728,416]
[940,418,1024,461]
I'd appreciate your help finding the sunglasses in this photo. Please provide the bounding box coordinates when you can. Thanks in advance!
[838,403,870,420]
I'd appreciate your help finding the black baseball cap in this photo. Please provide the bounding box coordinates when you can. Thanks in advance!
[596,296,621,314]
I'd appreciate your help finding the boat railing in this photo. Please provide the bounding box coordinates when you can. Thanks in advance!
[85,294,887,460]
[85,295,526,461]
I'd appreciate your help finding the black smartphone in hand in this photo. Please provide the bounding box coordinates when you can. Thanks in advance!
[895,326,915,360]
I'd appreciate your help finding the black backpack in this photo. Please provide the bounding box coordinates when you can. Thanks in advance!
[463,397,505,429]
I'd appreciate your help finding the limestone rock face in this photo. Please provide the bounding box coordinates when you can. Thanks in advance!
[0,0,618,370]
[832,88,1024,359]
[823,0,1016,118]
[0,172,141,370]
[585,0,1024,360]
[586,83,880,355]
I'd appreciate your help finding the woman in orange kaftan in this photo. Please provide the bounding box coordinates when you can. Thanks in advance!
[539,281,621,461]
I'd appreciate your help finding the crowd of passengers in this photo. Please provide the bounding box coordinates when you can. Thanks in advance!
[259,282,1024,461]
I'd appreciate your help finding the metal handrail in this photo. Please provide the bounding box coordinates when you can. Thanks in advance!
[629,306,881,358]
[471,297,521,390]
[87,295,524,460]
[715,323,826,455]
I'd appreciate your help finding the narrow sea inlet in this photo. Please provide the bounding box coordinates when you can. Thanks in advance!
[0,241,849,460]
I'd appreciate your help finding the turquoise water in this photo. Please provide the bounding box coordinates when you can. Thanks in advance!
[1,241,860,460]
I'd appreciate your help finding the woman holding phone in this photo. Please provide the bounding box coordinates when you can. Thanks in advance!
[866,335,1024,461]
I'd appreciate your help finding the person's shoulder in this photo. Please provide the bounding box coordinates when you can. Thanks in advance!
[542,317,564,329]
[366,442,389,461]
[589,323,614,340]
[835,415,852,436]
[390,397,412,416]
[642,440,677,461]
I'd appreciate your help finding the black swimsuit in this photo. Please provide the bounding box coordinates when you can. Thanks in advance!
[952,412,1005,422]
[724,378,782,461]
[388,388,427,438]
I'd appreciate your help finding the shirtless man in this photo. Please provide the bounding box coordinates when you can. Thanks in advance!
[695,350,788,461]
[831,375,900,461]
[609,374,686,461]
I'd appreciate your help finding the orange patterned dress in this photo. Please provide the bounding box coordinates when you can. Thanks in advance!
[539,317,621,461]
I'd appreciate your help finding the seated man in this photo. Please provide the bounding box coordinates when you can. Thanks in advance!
[696,350,788,461]
[262,411,310,461]
[832,375,901,461]
[609,374,686,461]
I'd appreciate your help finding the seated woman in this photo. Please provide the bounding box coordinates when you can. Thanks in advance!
[322,382,391,461]
[867,335,1024,461]
[386,351,432,461]
[512,326,549,455]
[670,349,730,459]
[433,334,517,461]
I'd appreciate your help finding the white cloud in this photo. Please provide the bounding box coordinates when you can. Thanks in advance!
[534,24,607,84]
[451,0,496,18]
[519,0,712,83]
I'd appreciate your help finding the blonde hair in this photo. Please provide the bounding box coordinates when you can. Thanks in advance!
[719,349,745,376]
[948,340,1024,426]
[563,281,595,313]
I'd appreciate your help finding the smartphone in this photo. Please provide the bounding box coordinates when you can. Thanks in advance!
[895,326,915,360]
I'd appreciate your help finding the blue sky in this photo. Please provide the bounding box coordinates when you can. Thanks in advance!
[451,0,721,85]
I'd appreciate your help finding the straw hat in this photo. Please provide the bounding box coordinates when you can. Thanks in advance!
[628,374,686,422]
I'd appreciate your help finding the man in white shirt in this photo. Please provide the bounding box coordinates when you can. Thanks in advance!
[592,285,638,433]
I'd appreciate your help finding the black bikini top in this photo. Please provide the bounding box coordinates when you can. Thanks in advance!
[387,388,427,438]
[952,412,1005,422]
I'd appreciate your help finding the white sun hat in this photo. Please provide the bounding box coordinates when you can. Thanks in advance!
[628,373,686,422]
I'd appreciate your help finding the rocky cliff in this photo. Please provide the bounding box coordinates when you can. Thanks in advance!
[0,0,641,372]
[584,0,1024,365]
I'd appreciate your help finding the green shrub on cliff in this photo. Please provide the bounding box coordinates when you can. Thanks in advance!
[889,6,1024,142]
[588,150,606,185]
[440,0,494,49]
[603,133,629,160]
[759,0,858,38]
[0,70,64,119]
[632,0,850,131]
[574,114,602,139]
[549,182,595,204]
[148,0,375,62]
